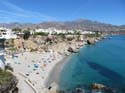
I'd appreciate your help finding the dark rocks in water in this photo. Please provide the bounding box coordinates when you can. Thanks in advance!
[87,40,91,44]
[75,88,85,93]
[91,83,106,90]
[86,40,95,45]
[91,83,117,93]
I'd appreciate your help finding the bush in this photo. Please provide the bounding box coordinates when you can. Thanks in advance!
[34,32,48,36]
[57,33,66,39]
[23,30,30,40]
[67,37,74,41]
[5,65,13,72]
[9,47,17,51]
[85,34,96,38]
[0,70,13,85]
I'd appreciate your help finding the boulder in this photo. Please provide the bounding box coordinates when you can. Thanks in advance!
[91,83,106,90]
[68,47,74,53]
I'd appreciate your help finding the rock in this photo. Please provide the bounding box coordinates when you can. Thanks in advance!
[91,83,106,90]
[86,39,96,45]
[68,47,74,53]
[87,40,91,44]
[76,88,85,93]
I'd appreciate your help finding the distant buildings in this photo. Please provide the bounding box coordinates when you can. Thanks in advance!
[0,27,17,39]
[35,28,68,34]
[80,30,95,35]
[0,27,96,39]
[35,28,95,35]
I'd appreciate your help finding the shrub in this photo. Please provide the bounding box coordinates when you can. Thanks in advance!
[5,65,13,72]
[34,32,48,36]
[23,30,30,40]
[0,70,13,85]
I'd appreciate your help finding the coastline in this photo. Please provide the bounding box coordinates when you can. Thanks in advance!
[44,37,107,92]
[3,35,105,92]
[45,55,72,88]
[54,35,125,93]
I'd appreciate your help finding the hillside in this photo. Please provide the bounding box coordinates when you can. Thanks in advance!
[0,19,123,31]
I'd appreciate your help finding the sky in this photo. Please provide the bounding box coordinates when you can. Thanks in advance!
[0,0,125,25]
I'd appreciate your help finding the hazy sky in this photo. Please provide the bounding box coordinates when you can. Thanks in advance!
[0,0,125,25]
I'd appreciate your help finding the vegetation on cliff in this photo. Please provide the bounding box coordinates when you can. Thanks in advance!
[0,70,14,85]
[0,70,18,92]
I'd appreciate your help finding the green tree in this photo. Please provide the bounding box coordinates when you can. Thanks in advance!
[34,32,48,36]
[12,28,22,32]
[23,30,30,40]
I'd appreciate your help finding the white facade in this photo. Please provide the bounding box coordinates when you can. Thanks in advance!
[35,28,73,35]
[81,31,95,35]
[0,27,17,39]
[35,28,56,34]
[66,30,74,34]
[35,28,96,35]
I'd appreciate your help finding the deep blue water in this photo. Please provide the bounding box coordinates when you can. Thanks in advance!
[59,35,125,93]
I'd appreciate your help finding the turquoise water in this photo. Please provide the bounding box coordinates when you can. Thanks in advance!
[59,35,125,93]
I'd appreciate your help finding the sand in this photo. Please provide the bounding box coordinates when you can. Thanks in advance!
[45,55,71,88]
[6,51,65,93]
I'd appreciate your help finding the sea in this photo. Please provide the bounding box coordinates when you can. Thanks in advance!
[59,35,125,93]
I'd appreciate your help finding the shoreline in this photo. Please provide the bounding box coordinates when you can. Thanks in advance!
[45,55,72,88]
[3,35,105,92]
[44,37,107,92]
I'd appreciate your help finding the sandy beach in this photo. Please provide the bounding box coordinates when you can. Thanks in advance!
[45,55,71,88]
[5,51,65,93]
[4,35,86,93]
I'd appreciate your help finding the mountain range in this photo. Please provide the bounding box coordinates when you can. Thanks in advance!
[0,19,125,31]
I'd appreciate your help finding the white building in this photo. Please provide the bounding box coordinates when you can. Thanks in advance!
[66,30,74,34]
[81,31,95,35]
[35,28,56,34]
[0,27,17,39]
[35,28,71,35]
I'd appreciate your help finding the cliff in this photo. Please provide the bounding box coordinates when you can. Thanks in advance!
[0,70,18,93]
